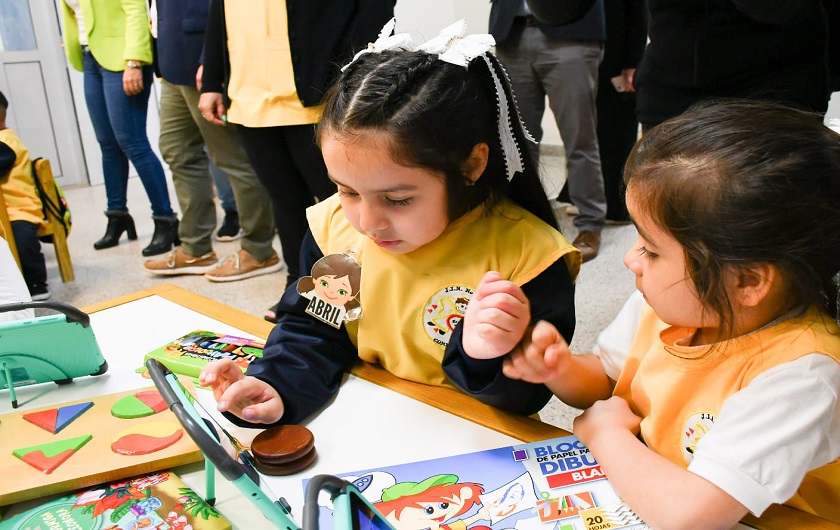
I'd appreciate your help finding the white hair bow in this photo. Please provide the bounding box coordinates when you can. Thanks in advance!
[416,20,496,68]
[341,18,415,71]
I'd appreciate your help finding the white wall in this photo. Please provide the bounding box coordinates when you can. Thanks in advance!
[394,1,491,42]
[826,92,840,128]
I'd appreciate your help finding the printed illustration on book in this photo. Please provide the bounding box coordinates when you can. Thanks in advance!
[142,330,265,379]
[0,471,231,530]
[307,435,650,530]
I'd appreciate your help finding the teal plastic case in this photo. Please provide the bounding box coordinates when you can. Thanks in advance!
[0,301,108,408]
[146,358,396,530]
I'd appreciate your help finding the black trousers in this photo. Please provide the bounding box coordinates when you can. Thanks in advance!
[596,80,639,222]
[236,124,336,284]
[11,220,47,291]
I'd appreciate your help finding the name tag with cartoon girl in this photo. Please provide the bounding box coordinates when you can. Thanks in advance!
[297,253,362,329]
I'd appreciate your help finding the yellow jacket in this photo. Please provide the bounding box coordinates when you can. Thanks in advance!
[0,129,43,227]
[223,0,322,127]
[307,194,580,388]
[61,0,153,72]
[614,304,840,522]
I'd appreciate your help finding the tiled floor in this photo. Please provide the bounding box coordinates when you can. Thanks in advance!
[42,153,638,431]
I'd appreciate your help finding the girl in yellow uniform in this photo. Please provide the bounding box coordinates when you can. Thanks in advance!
[493,99,840,527]
[200,21,580,427]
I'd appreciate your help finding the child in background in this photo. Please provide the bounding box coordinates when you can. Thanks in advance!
[492,99,840,527]
[0,92,50,300]
[0,140,35,319]
[200,21,581,426]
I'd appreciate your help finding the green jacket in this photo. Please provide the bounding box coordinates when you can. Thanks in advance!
[61,0,153,72]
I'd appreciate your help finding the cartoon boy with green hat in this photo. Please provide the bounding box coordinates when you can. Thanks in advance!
[374,474,490,530]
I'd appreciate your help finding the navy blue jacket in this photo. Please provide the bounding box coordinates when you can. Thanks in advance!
[225,230,576,427]
[490,0,606,45]
[155,0,209,87]
[635,0,831,126]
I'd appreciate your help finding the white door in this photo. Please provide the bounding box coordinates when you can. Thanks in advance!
[0,0,87,186]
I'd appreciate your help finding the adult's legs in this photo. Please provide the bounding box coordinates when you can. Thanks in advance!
[82,51,130,213]
[596,80,637,222]
[158,80,216,257]
[535,38,606,234]
[208,161,241,241]
[236,124,333,284]
[186,87,276,262]
[99,64,175,219]
[208,159,237,213]
[495,33,547,163]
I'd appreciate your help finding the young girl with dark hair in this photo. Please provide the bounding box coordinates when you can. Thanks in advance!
[488,99,840,527]
[200,21,580,426]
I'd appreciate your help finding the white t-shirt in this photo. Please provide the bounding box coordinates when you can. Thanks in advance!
[592,291,840,516]
[63,0,89,46]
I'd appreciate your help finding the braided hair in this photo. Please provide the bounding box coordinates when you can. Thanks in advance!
[316,49,558,230]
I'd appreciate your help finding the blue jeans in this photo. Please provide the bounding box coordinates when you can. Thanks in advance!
[82,51,174,218]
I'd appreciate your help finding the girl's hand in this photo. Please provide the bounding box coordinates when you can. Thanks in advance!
[199,360,285,423]
[462,271,530,360]
[574,396,641,448]
[503,320,572,383]
[122,66,144,96]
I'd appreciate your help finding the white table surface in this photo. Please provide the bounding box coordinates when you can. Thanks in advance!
[0,295,518,528]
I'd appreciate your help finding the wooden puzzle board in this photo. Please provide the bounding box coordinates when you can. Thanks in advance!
[0,384,201,506]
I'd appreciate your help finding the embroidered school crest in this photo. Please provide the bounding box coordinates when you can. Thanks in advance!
[422,285,473,347]
[681,411,716,463]
[298,253,363,329]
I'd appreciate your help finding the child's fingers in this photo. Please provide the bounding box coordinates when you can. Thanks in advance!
[530,320,565,351]
[478,293,529,322]
[475,270,503,292]
[542,342,567,371]
[199,359,244,387]
[503,355,551,383]
[476,278,528,306]
[240,399,285,424]
[216,377,275,415]
[504,345,553,382]
[475,305,524,335]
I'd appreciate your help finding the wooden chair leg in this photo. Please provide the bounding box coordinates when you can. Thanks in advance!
[52,226,74,283]
[34,159,74,282]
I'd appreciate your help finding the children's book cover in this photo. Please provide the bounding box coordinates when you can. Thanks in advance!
[306,435,651,530]
[141,330,265,379]
[0,471,230,530]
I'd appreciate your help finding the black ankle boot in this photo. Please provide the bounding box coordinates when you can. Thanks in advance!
[93,210,137,250]
[142,216,180,257]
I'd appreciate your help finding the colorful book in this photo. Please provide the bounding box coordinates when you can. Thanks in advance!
[141,330,265,379]
[0,471,230,530]
[306,434,651,530]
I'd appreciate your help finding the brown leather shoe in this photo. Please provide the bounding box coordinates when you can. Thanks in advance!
[572,231,601,263]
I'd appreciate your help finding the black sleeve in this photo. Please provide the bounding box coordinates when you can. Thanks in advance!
[346,0,398,51]
[621,0,648,69]
[223,231,359,427]
[441,257,576,416]
[200,0,226,94]
[729,0,819,25]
